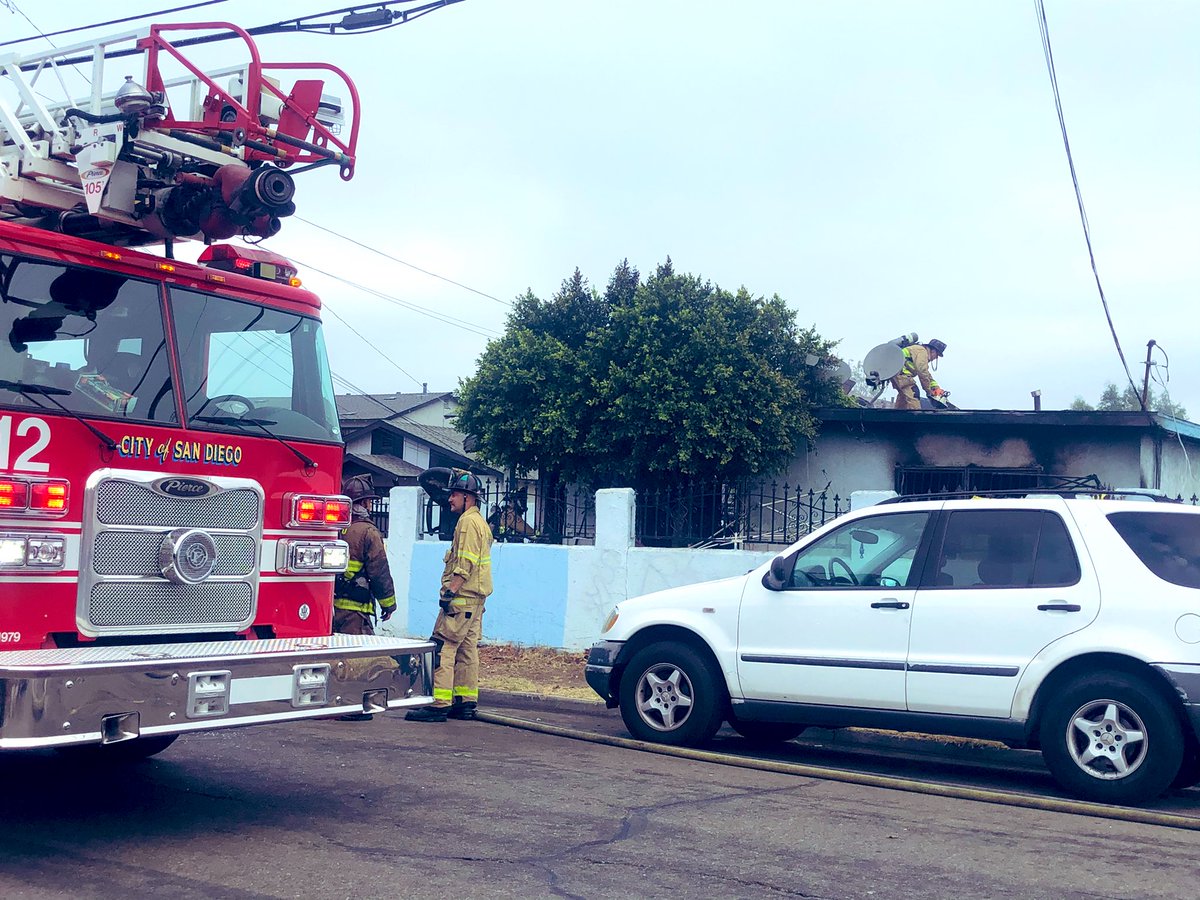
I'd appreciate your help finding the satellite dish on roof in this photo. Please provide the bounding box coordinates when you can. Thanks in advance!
[863,342,906,386]
[805,355,855,392]
[827,359,853,391]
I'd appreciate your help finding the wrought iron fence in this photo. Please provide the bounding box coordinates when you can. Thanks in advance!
[635,481,845,548]
[381,479,1200,545]
[483,478,596,543]
[369,497,389,537]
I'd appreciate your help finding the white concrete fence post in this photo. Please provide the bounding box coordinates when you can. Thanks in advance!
[379,485,422,636]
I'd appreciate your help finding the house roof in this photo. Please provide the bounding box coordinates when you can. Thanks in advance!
[817,406,1200,440]
[337,392,501,479]
[347,453,425,482]
[335,391,453,422]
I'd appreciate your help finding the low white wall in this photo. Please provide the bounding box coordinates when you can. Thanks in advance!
[380,486,778,650]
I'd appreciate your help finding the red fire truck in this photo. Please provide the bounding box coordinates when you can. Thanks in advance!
[0,22,433,756]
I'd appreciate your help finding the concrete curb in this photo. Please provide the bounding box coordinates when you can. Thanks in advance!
[482,689,607,717]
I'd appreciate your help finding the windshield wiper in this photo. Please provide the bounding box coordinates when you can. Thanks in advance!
[0,379,117,451]
[192,415,317,470]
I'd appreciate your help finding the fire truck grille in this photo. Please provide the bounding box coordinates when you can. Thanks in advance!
[89,582,254,628]
[92,532,257,577]
[81,474,264,635]
[96,482,261,529]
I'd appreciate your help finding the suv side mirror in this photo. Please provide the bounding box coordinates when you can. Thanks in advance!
[762,555,790,591]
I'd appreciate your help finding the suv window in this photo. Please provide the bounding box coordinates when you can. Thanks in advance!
[931,509,1080,588]
[785,511,930,589]
[1108,511,1200,589]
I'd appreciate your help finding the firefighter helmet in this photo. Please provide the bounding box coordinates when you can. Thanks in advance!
[927,338,947,356]
[448,471,484,499]
[342,473,378,502]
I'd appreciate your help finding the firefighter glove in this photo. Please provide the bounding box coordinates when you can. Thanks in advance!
[438,599,452,615]
[380,605,395,622]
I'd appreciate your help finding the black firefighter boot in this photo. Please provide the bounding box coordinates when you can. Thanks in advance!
[405,705,448,723]
[447,700,477,720]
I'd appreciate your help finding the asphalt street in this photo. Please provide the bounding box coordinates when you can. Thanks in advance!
[0,696,1197,899]
[497,693,1200,818]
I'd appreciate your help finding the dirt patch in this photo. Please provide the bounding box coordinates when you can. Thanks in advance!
[478,644,598,702]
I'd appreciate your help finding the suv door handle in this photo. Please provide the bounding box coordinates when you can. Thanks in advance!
[1037,603,1082,612]
[871,600,910,609]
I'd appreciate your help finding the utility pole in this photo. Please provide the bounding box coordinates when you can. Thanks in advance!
[1141,340,1157,409]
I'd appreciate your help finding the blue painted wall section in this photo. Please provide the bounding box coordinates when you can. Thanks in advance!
[406,541,570,647]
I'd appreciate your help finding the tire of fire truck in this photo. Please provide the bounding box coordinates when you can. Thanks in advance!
[56,734,178,763]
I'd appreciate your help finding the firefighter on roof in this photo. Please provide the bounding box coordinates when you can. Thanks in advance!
[407,469,494,722]
[891,338,949,410]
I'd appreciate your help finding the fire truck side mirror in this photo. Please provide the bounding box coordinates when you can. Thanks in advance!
[9,315,63,352]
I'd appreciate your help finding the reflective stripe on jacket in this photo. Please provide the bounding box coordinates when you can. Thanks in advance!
[898,344,940,394]
[335,512,396,615]
[441,505,493,603]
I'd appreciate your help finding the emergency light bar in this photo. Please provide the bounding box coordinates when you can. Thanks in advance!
[0,477,69,516]
[198,244,302,286]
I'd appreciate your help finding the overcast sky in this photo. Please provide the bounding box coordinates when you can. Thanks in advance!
[9,1,1200,415]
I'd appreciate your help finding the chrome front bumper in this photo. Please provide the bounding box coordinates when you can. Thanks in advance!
[0,634,435,749]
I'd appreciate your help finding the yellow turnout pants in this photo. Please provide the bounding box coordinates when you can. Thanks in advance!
[431,602,483,708]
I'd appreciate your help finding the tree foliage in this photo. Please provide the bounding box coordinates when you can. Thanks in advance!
[456,259,846,487]
[1069,382,1187,419]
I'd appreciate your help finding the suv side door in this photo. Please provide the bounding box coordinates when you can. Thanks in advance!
[737,510,934,710]
[905,502,1100,717]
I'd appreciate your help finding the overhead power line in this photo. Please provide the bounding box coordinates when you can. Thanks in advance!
[293,256,500,338]
[1034,0,1146,416]
[0,1,228,47]
[320,300,424,390]
[11,0,468,71]
[294,216,510,306]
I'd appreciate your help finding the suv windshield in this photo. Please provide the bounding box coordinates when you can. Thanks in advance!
[0,255,175,423]
[170,287,340,443]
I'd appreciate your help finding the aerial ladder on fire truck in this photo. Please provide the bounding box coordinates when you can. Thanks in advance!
[0,20,358,247]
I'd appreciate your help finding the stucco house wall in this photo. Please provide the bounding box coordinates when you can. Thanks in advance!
[786,408,1200,499]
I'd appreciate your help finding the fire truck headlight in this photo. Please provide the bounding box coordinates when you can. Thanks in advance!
[26,536,66,567]
[291,543,324,570]
[322,544,349,571]
[278,539,349,573]
[0,536,27,566]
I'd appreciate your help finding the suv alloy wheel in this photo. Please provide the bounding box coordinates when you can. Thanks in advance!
[619,642,725,746]
[1038,674,1184,804]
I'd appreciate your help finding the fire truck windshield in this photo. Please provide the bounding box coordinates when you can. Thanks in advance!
[170,287,341,443]
[0,255,176,423]
[0,256,341,445]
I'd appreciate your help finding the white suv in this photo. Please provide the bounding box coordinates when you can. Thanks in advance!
[585,494,1200,805]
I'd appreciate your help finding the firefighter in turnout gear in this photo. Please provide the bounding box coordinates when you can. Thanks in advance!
[334,475,396,720]
[891,338,948,410]
[407,470,493,722]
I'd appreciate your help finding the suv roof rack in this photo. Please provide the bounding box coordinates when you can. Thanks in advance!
[878,487,1180,504]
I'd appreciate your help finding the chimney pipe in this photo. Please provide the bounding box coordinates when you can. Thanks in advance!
[1031,390,1042,411]
[422,382,427,394]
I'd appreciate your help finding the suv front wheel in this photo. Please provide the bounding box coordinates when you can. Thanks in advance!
[1039,674,1183,805]
[619,642,725,746]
